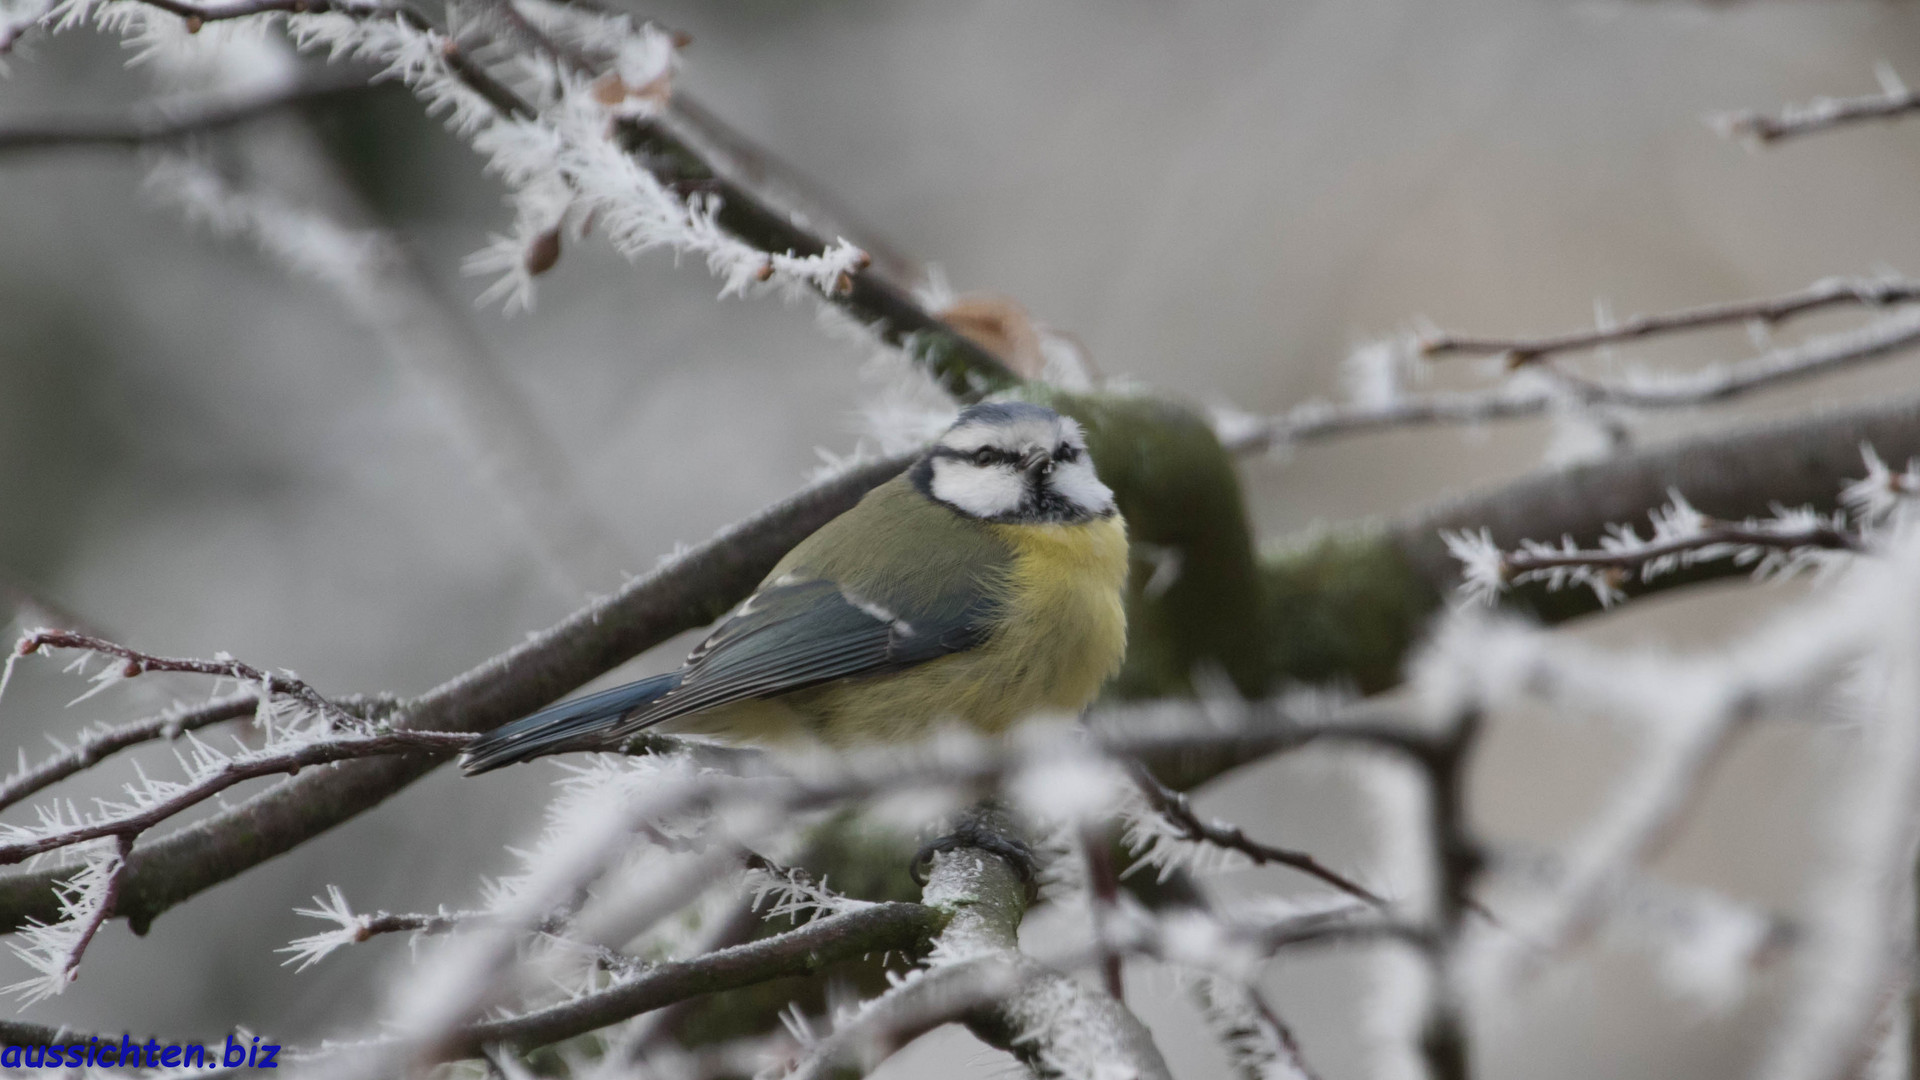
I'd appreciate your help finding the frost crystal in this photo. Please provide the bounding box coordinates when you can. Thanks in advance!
[279,885,368,972]
[4,839,123,1005]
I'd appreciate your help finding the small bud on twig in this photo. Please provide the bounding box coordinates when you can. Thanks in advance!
[183,14,202,32]
[526,227,562,277]
[591,74,628,107]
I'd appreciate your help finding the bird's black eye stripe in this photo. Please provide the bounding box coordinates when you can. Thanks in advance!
[1054,442,1078,462]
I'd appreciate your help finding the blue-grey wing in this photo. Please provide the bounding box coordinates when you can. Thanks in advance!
[629,576,992,728]
[461,575,992,774]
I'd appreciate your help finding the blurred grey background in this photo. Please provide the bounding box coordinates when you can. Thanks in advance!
[5,1,1920,1076]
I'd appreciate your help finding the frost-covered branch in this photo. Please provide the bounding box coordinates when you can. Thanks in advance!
[1443,492,1861,608]
[443,901,940,1060]
[9,0,1019,399]
[625,106,1019,398]
[1227,300,1920,453]
[0,692,259,814]
[1124,759,1385,906]
[6,834,131,1005]
[0,729,471,866]
[924,845,1174,1080]
[1714,65,1920,144]
[276,884,576,971]
[1192,976,1323,1080]
[1419,275,1920,366]
[10,628,361,729]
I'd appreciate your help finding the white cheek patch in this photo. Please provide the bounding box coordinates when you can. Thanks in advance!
[929,458,1026,518]
[1049,459,1115,516]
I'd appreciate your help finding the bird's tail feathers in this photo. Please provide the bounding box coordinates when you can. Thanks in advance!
[459,672,681,775]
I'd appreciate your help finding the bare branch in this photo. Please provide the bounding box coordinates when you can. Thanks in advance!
[1081,822,1126,1001]
[0,693,260,814]
[1229,307,1920,452]
[13,628,359,729]
[55,834,131,986]
[1124,759,1385,907]
[1412,713,1482,1080]
[625,107,1019,399]
[1391,386,1920,619]
[1443,494,1862,608]
[0,730,471,866]
[1420,275,1920,365]
[117,0,377,20]
[917,846,1173,1080]
[1715,67,1920,144]
[447,901,939,1059]
[1191,975,1325,1080]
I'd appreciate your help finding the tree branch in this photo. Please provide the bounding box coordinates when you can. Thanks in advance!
[62,835,131,975]
[623,107,1020,399]
[0,731,472,866]
[1714,67,1920,144]
[1228,306,1920,452]
[1389,388,1920,619]
[1124,758,1385,906]
[445,901,939,1059]
[0,692,260,814]
[0,78,375,154]
[1419,275,1920,365]
[14,628,359,729]
[925,847,1174,1080]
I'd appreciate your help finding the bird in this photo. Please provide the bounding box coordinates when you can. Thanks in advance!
[460,401,1130,774]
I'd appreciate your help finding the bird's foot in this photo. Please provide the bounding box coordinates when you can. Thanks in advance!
[909,806,1040,897]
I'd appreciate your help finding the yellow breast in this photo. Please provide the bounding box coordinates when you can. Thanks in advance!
[681,513,1130,745]
[978,512,1131,718]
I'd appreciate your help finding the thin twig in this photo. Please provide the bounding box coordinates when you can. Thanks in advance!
[1229,306,1920,453]
[1420,276,1920,365]
[0,78,375,154]
[445,901,940,1058]
[58,834,133,982]
[1715,67,1920,144]
[0,730,472,866]
[123,0,376,22]
[0,693,261,813]
[1082,822,1126,1002]
[1500,522,1861,575]
[16,629,363,726]
[1124,759,1385,906]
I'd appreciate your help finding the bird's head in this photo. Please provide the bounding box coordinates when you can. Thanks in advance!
[912,402,1117,524]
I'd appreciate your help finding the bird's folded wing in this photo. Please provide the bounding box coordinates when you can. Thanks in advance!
[628,576,992,728]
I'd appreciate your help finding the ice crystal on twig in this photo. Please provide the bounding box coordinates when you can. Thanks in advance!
[280,884,368,972]
[1445,489,1860,607]
[4,836,129,1005]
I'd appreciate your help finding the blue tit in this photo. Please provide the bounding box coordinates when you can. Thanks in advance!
[460,402,1130,774]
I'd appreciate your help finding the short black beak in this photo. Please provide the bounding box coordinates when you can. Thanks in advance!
[1020,450,1053,477]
